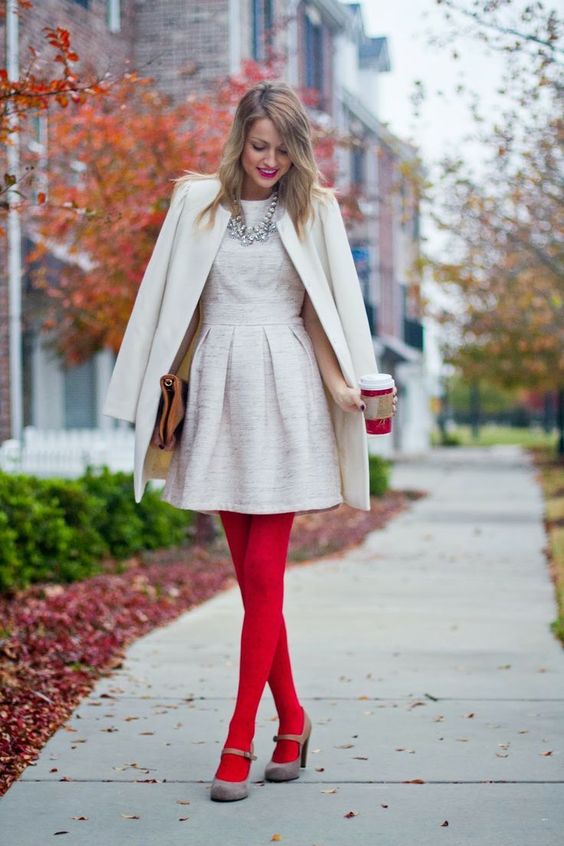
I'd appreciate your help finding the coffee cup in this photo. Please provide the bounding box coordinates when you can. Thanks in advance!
[359,373,395,435]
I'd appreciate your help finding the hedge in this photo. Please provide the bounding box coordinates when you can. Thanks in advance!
[369,453,392,497]
[0,466,194,593]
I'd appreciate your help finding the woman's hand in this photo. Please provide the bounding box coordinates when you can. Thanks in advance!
[332,383,398,416]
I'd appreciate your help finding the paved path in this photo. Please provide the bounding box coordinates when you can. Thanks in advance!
[1,446,563,845]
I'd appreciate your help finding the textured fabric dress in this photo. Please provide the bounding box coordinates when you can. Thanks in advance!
[160,194,343,516]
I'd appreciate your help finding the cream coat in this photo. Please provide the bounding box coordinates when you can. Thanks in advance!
[101,176,379,509]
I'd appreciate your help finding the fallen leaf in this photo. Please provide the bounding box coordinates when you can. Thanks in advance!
[271,835,282,841]
[441,820,449,827]
[176,800,190,805]
[540,750,554,756]
[403,778,425,784]
[120,814,140,820]
[344,810,358,818]
[321,787,338,794]
[335,743,354,749]
[178,817,189,822]
[70,816,88,821]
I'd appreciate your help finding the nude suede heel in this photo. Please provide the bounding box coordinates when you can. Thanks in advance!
[264,709,312,782]
[210,741,257,801]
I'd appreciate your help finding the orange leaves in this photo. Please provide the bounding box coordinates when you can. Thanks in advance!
[26,62,344,364]
[0,17,102,151]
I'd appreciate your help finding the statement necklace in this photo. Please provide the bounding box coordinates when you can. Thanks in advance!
[227,191,279,246]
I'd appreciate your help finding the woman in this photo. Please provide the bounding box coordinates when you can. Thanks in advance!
[103,80,397,802]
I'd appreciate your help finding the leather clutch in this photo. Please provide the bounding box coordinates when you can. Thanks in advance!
[150,373,189,451]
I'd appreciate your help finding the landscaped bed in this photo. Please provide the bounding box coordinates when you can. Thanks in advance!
[530,446,564,644]
[0,486,423,796]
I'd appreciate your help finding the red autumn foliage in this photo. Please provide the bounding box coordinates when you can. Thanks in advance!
[0,490,422,795]
[22,56,362,366]
[1,1,110,205]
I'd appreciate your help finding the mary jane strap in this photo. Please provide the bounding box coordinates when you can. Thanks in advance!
[221,746,257,761]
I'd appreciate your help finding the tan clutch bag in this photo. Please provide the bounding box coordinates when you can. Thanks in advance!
[150,373,189,451]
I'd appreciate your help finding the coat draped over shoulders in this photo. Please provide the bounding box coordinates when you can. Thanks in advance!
[102,176,379,510]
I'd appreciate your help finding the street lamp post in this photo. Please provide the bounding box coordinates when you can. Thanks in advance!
[6,0,23,443]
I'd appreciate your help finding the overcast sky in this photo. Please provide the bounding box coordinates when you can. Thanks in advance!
[353,0,508,173]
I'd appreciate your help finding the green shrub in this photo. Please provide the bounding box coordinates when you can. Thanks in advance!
[368,454,391,497]
[0,472,101,591]
[135,485,194,550]
[0,508,20,591]
[77,465,192,558]
[75,466,148,559]
[0,466,194,593]
[41,478,110,580]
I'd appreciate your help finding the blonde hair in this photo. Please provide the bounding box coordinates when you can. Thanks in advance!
[171,80,335,239]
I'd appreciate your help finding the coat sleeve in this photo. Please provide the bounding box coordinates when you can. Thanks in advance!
[319,194,379,382]
[101,180,191,422]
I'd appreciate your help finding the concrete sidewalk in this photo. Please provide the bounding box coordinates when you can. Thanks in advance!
[1,445,563,845]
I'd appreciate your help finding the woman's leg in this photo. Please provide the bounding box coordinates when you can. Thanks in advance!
[219,511,305,765]
[214,511,296,781]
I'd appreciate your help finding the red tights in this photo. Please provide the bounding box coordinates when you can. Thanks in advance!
[214,510,305,782]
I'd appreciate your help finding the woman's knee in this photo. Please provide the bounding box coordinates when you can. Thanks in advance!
[243,550,285,599]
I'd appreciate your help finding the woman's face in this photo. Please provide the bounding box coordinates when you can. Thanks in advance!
[240,117,292,199]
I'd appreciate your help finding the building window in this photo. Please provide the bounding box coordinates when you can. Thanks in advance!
[251,0,273,61]
[64,358,97,429]
[351,140,365,188]
[351,244,377,335]
[303,5,324,103]
[106,0,121,33]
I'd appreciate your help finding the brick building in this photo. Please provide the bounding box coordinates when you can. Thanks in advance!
[0,0,429,468]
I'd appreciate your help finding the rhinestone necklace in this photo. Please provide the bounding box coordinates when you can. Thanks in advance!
[227,191,279,246]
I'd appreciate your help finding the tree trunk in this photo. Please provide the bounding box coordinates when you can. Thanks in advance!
[470,381,481,440]
[543,391,554,434]
[194,512,217,545]
[557,388,564,457]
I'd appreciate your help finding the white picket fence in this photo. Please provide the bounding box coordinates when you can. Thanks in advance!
[0,426,135,478]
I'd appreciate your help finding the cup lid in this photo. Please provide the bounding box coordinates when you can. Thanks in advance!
[359,372,395,390]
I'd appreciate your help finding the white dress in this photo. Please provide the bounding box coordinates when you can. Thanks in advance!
[160,194,343,516]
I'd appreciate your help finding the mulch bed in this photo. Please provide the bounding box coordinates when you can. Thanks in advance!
[0,488,424,795]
